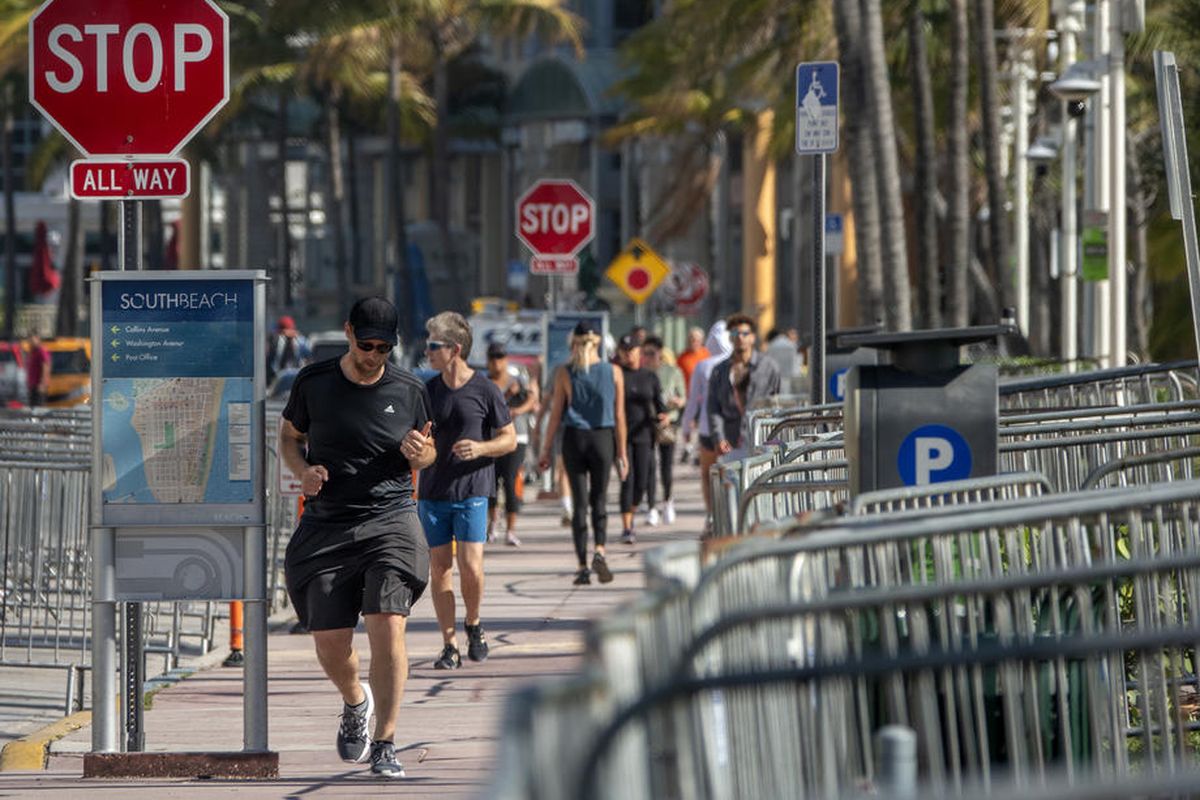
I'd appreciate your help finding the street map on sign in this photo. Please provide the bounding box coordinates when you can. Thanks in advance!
[102,377,253,505]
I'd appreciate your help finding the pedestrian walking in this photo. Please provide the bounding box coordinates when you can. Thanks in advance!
[675,326,709,464]
[279,296,435,778]
[486,341,539,546]
[615,334,665,544]
[267,315,312,384]
[24,333,50,407]
[539,321,628,585]
[708,313,782,455]
[681,321,733,522]
[419,312,516,671]
[641,336,685,525]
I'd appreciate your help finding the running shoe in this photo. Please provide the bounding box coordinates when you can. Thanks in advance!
[505,532,522,547]
[573,567,591,585]
[433,643,461,670]
[646,507,661,527]
[664,500,677,525]
[465,623,489,662]
[336,685,374,763]
[560,510,572,528]
[621,529,636,545]
[369,740,406,778]
[591,552,613,584]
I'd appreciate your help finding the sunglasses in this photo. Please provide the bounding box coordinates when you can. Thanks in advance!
[355,340,394,354]
[425,340,453,352]
[731,328,755,338]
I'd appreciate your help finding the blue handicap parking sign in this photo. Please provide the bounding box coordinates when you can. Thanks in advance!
[897,424,972,485]
[829,368,849,402]
[795,61,839,154]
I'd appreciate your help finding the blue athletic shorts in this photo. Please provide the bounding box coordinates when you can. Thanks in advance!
[418,497,489,547]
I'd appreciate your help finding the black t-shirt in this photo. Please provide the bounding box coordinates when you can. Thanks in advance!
[421,371,512,501]
[623,367,665,443]
[282,358,432,524]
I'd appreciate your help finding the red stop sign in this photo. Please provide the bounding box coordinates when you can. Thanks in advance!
[516,180,595,257]
[29,0,229,157]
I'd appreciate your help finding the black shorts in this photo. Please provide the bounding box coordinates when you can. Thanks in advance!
[699,434,717,451]
[284,508,429,631]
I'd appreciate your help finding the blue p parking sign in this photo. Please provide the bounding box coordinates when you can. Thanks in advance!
[829,368,849,402]
[897,424,972,485]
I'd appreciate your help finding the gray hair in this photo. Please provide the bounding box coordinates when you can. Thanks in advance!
[426,311,473,358]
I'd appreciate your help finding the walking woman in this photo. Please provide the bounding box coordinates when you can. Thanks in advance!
[615,334,665,544]
[539,322,628,585]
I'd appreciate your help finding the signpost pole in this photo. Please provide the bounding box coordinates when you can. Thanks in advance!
[90,527,118,752]
[811,154,826,406]
[118,198,144,752]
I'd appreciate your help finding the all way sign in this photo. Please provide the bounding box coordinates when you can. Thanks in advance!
[70,158,190,200]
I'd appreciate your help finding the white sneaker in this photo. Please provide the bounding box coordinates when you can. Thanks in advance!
[664,500,676,525]
[646,507,661,527]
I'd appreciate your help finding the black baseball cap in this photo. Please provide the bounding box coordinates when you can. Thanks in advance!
[618,334,638,351]
[348,297,398,345]
[487,342,507,359]
[573,321,597,337]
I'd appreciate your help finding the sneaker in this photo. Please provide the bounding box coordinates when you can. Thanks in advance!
[336,685,374,763]
[646,507,661,527]
[465,623,489,662]
[573,567,591,585]
[487,529,498,544]
[591,552,613,584]
[560,511,572,528]
[433,643,461,670]
[505,532,522,547]
[369,740,406,778]
[664,500,677,525]
[222,649,244,667]
[621,529,636,545]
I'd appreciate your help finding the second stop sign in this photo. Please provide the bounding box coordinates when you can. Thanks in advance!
[516,180,595,258]
[29,0,229,157]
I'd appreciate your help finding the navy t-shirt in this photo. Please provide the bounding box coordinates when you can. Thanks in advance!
[421,371,512,501]
[282,359,432,524]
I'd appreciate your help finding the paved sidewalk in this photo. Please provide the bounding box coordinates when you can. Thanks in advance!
[0,463,706,797]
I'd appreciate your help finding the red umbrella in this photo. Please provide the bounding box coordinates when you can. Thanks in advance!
[28,221,61,297]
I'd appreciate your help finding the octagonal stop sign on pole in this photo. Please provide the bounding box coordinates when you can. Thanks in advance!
[29,0,229,157]
[516,180,595,274]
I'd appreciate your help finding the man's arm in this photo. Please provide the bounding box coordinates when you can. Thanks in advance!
[401,421,436,470]
[707,365,727,445]
[452,423,516,460]
[278,418,329,497]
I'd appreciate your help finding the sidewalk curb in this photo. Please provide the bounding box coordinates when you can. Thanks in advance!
[0,710,91,771]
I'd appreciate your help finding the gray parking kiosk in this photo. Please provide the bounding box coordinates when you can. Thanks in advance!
[840,323,1017,497]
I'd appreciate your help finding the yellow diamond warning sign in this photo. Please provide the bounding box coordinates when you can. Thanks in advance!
[605,238,670,305]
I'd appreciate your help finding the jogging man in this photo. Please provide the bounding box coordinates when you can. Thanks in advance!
[280,296,434,779]
[420,312,516,670]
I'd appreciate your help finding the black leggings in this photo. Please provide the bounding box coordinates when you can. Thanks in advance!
[490,444,525,513]
[651,442,674,504]
[620,439,655,514]
[561,427,614,566]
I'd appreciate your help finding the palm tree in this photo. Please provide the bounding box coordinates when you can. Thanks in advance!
[908,3,941,328]
[835,0,884,326]
[972,0,1009,311]
[946,0,971,326]
[860,0,912,330]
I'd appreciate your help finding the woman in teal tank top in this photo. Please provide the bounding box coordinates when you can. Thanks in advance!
[539,322,628,585]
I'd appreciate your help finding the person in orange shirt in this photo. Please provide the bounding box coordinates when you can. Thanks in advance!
[674,327,709,465]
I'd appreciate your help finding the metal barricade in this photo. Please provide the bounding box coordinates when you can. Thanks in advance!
[999,360,1200,409]
[848,472,1052,516]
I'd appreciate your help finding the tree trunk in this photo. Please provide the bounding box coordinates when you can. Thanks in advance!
[972,0,1008,310]
[3,90,14,340]
[1030,170,1054,356]
[54,199,83,337]
[908,7,940,328]
[432,47,459,289]
[387,33,412,341]
[1128,132,1150,361]
[277,87,293,307]
[861,0,911,330]
[346,126,363,288]
[946,0,971,326]
[834,0,883,327]
[325,86,351,316]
